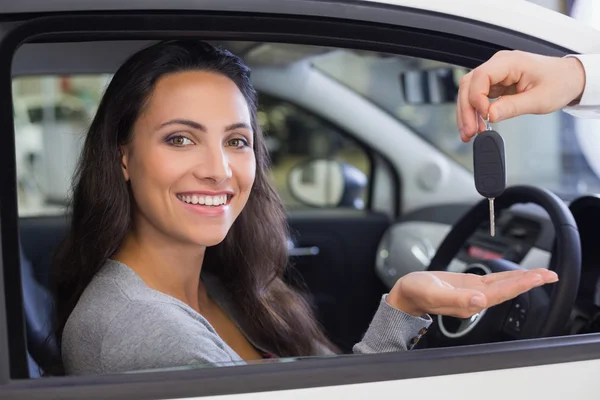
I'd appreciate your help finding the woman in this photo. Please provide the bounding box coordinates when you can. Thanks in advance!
[50,40,557,376]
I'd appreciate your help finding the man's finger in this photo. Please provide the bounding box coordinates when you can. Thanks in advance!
[468,52,524,118]
[458,73,492,141]
[488,87,546,122]
[458,72,477,141]
[456,91,465,141]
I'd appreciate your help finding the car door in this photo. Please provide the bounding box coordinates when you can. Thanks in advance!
[2,1,600,399]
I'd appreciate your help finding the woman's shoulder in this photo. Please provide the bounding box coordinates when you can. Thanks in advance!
[61,260,241,375]
[62,260,176,341]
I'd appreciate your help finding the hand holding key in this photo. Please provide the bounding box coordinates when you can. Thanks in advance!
[473,115,506,236]
[457,50,586,141]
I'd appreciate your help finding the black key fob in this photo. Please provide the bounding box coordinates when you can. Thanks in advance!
[473,130,506,199]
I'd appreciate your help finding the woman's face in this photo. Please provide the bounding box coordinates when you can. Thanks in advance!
[121,70,256,247]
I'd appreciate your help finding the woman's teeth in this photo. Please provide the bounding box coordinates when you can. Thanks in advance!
[177,194,228,206]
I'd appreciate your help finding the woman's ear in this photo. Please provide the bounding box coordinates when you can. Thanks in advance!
[120,146,130,181]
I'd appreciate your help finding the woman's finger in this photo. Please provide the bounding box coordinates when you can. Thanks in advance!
[480,269,530,284]
[419,284,487,317]
[482,272,548,307]
[482,268,557,285]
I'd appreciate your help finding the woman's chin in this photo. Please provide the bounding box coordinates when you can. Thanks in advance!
[170,221,233,248]
[189,233,228,248]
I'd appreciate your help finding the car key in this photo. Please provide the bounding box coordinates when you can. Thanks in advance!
[473,116,506,237]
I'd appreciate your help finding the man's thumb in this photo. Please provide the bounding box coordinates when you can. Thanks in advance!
[489,89,541,122]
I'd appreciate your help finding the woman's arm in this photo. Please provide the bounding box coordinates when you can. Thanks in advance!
[351,268,557,354]
[352,294,431,354]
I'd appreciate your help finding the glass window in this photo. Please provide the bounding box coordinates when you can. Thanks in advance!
[258,92,371,210]
[13,75,111,216]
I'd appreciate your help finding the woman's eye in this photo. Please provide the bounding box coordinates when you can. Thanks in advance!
[227,138,249,148]
[168,136,194,147]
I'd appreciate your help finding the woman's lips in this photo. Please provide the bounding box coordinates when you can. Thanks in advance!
[176,193,232,216]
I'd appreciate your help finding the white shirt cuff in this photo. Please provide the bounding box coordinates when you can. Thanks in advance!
[564,54,600,106]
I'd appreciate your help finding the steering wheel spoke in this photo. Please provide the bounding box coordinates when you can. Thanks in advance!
[502,297,529,339]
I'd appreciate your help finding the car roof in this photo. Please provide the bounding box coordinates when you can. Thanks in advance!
[366,0,600,53]
[2,0,600,54]
[6,0,600,78]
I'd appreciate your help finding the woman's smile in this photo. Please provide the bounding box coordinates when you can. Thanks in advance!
[176,192,234,216]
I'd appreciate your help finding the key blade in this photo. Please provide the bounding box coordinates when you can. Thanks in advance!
[489,198,495,237]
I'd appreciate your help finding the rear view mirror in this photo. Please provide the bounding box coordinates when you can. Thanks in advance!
[287,158,367,209]
[400,67,468,105]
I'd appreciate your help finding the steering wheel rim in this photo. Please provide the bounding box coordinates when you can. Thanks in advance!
[426,185,581,343]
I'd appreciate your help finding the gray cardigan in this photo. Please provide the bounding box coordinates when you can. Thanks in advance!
[62,260,431,375]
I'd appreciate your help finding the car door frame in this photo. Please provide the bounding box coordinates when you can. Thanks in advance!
[1,3,600,399]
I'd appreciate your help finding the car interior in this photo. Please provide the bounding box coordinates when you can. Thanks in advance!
[9,37,600,381]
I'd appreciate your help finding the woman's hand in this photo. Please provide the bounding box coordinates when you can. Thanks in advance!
[457,50,586,142]
[387,268,558,318]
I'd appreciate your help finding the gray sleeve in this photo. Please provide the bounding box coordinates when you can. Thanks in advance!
[100,302,244,374]
[352,294,432,354]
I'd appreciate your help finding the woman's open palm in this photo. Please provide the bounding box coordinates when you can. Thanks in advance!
[389,268,559,318]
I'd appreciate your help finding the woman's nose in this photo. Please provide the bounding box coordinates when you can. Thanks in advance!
[192,145,232,185]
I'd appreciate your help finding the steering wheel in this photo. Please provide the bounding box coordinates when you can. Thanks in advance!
[421,185,581,348]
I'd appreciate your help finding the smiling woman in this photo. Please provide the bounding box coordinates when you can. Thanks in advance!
[50,40,341,374]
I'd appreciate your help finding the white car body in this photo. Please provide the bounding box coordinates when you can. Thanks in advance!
[3,1,600,399]
[368,0,600,53]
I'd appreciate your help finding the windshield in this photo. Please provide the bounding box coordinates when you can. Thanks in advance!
[311,50,600,199]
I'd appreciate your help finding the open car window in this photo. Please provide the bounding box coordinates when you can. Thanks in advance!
[15,46,600,217]
[11,37,599,374]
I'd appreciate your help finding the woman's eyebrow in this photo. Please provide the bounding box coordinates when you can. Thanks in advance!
[159,119,206,131]
[157,120,251,132]
[225,122,252,132]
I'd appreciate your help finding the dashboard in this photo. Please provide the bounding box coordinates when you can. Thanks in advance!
[375,194,600,335]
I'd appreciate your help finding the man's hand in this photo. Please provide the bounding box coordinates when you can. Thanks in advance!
[457,50,586,142]
[387,268,558,318]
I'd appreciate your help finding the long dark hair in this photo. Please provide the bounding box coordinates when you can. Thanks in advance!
[47,40,335,374]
